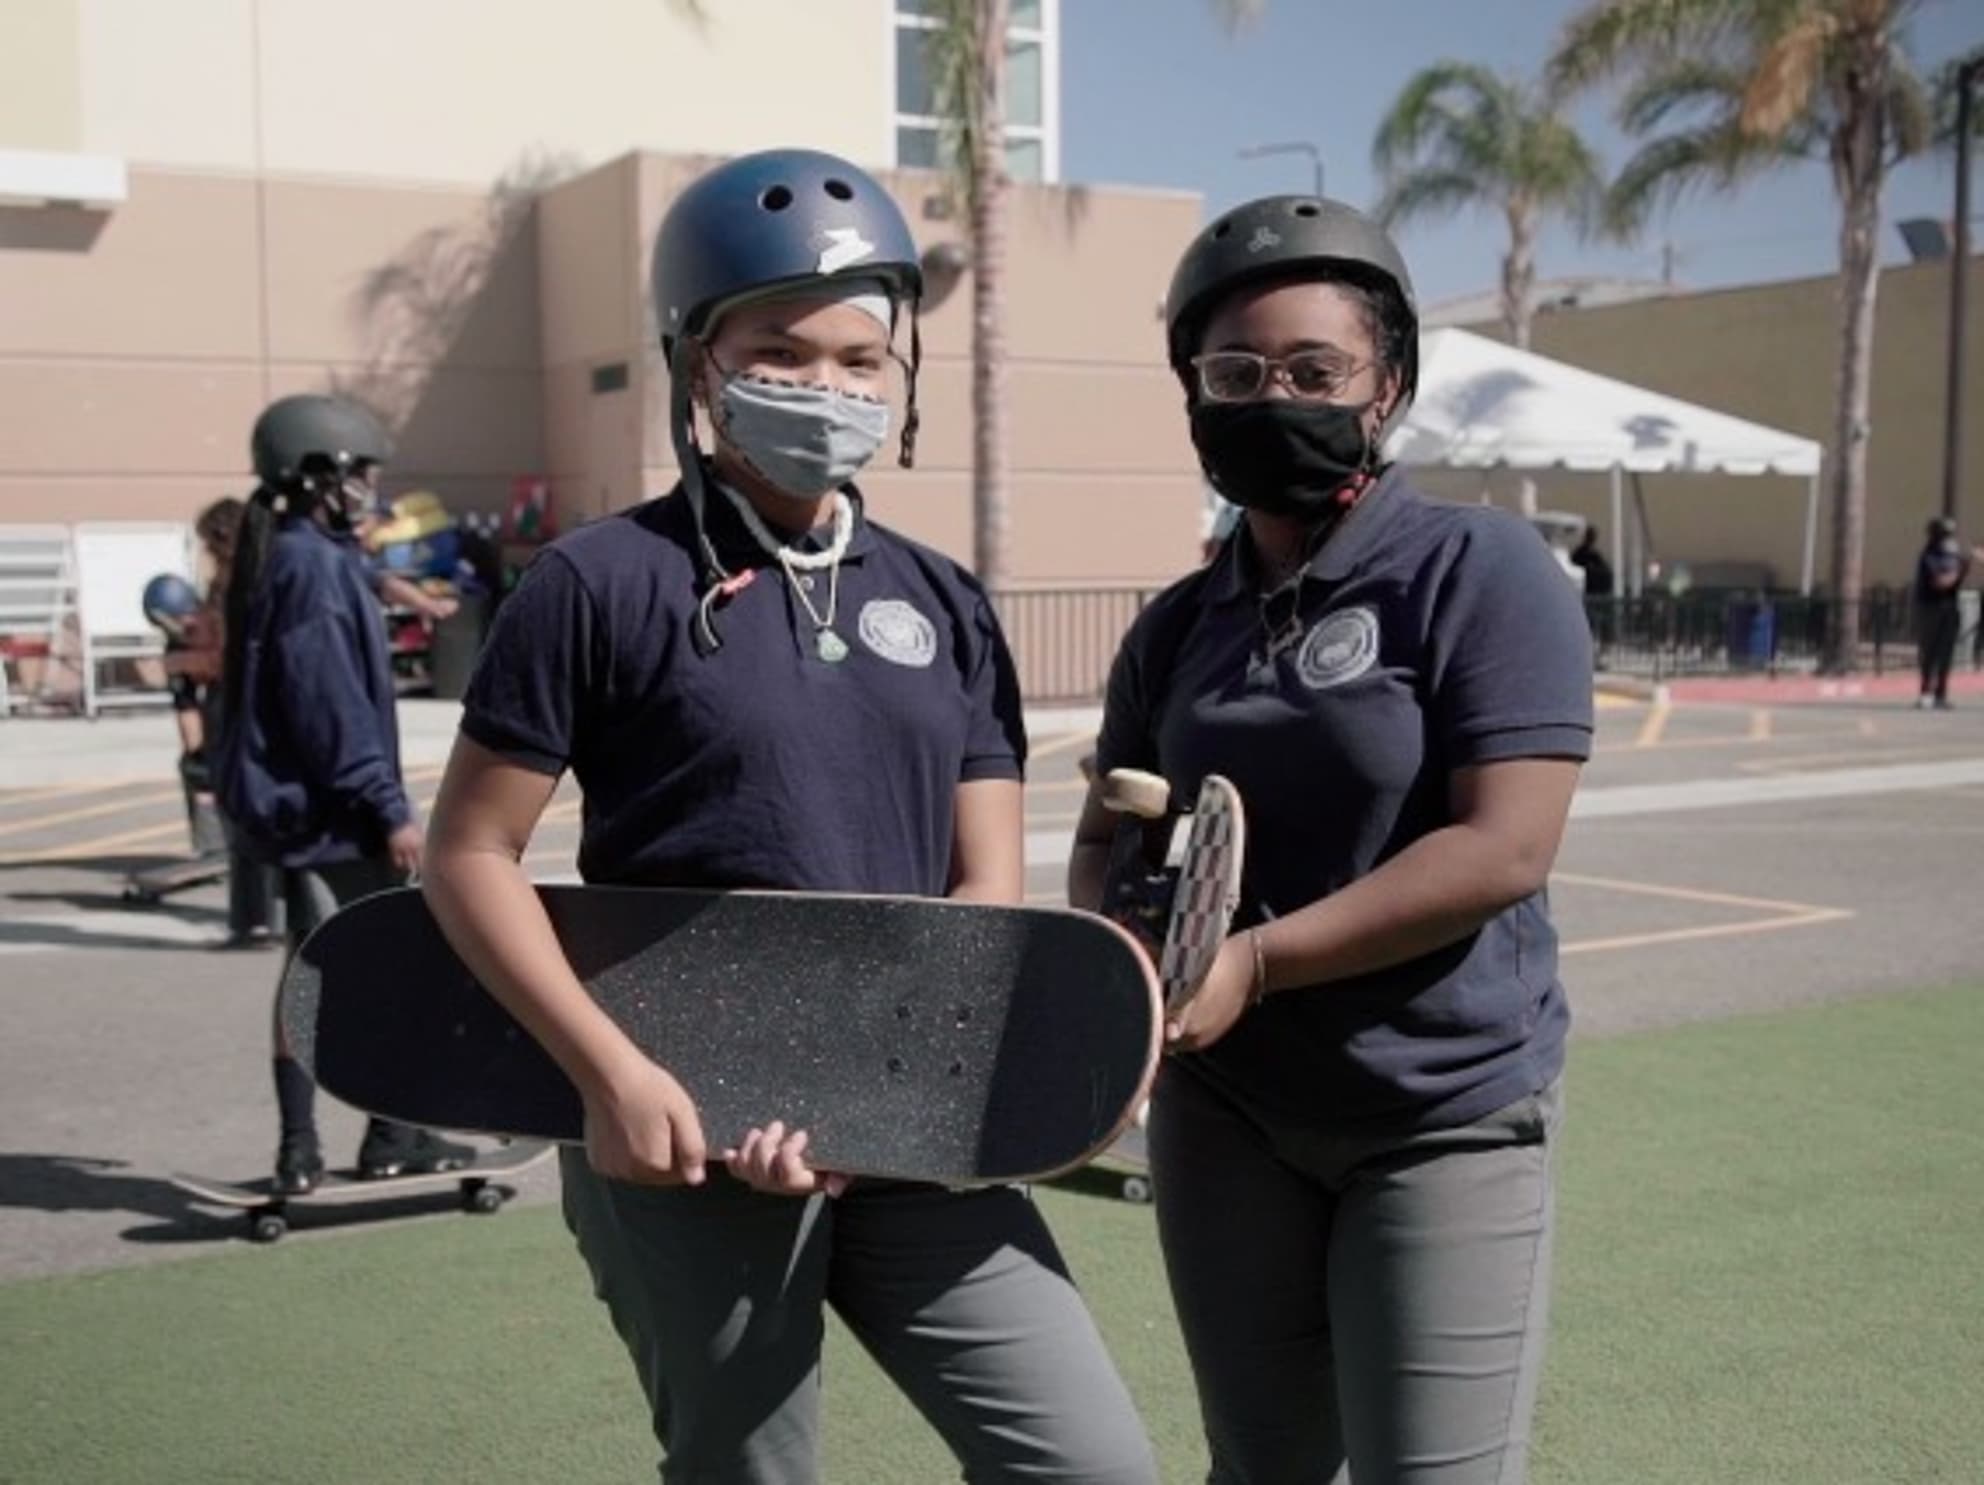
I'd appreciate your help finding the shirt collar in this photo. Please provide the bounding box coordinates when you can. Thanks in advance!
[1210,465,1407,604]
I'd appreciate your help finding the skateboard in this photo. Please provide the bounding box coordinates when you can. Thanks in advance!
[122,850,228,905]
[1099,770,1246,1013]
[171,1141,554,1243]
[123,762,229,904]
[278,887,1162,1187]
[1090,769,1246,1202]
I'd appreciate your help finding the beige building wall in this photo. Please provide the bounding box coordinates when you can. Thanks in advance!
[1423,258,1984,591]
[56,0,890,185]
[0,166,543,522]
[0,0,85,153]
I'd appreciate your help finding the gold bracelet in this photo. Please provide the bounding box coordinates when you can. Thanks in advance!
[1247,927,1269,1007]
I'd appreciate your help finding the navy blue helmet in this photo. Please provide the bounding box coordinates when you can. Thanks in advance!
[142,572,201,628]
[652,148,922,356]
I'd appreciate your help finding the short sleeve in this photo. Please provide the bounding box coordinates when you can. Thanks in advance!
[459,550,598,775]
[1427,514,1595,767]
[959,589,1026,783]
[1093,607,1159,777]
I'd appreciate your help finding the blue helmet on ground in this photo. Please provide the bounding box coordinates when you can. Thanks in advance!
[652,148,923,357]
[142,572,201,629]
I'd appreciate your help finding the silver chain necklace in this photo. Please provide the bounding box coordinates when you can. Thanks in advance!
[719,486,855,662]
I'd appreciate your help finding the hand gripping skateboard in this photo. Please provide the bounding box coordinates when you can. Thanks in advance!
[277,887,1163,1188]
[1092,769,1246,1202]
[171,1141,554,1244]
[1099,770,1246,1014]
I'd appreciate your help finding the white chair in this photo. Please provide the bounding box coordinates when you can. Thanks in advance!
[71,521,198,718]
[0,524,79,717]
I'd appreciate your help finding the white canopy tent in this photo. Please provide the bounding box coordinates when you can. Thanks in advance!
[1388,328,1826,593]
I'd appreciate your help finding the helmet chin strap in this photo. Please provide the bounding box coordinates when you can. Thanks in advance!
[670,339,743,658]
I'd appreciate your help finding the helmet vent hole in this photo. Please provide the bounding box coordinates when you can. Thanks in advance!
[1211,218,1232,239]
[823,178,855,201]
[761,185,794,212]
[1292,202,1321,217]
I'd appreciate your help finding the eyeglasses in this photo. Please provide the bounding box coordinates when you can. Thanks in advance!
[1190,350,1376,404]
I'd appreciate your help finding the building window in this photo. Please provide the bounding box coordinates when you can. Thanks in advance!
[890,1,1057,184]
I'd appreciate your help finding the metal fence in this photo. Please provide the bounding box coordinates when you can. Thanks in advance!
[992,583,1976,700]
[1586,588,1967,680]
[993,586,1159,703]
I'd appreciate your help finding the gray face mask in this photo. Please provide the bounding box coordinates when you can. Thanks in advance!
[716,375,891,499]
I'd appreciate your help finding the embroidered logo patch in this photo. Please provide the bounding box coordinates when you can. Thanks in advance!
[858,599,938,668]
[1296,605,1379,690]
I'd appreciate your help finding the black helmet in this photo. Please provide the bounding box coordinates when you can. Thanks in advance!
[1164,195,1419,414]
[250,395,391,490]
[653,148,922,357]
[1929,515,1958,540]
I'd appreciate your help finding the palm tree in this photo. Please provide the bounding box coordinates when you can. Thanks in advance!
[920,0,1265,593]
[921,0,1012,591]
[1550,0,1943,670]
[1372,63,1609,354]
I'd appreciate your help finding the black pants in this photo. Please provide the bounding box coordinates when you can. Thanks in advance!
[1918,603,1961,701]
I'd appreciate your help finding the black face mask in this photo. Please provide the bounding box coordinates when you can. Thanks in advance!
[1190,399,1378,520]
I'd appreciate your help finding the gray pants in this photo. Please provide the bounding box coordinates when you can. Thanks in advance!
[1150,1066,1562,1485]
[561,1155,1157,1484]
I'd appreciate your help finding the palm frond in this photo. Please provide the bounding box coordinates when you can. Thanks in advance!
[1520,115,1610,232]
[1549,0,1783,96]
[1741,10,1837,138]
[1373,169,1493,231]
[1617,58,1749,133]
[1602,121,1793,234]
[1371,62,1515,173]
[920,0,992,212]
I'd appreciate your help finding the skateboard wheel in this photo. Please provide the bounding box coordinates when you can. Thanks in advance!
[464,1182,503,1215]
[249,1212,288,1243]
[1102,769,1170,820]
[1120,1175,1153,1204]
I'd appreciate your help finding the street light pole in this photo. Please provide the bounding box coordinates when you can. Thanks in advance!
[1942,55,1980,523]
[1237,141,1324,198]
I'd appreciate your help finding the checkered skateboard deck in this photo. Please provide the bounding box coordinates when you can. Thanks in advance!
[1100,770,1246,1013]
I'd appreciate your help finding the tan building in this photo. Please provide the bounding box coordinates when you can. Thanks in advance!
[1,0,1210,595]
[1421,257,1984,592]
[6,0,1974,611]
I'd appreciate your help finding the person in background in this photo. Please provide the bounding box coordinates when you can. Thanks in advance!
[1571,523,1616,663]
[1914,515,1968,710]
[214,395,473,1191]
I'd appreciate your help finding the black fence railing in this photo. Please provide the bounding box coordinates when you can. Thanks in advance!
[994,586,1160,704]
[1585,587,1960,680]
[993,583,1975,701]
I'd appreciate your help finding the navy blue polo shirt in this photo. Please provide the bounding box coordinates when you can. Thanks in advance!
[460,483,1025,895]
[1096,469,1594,1132]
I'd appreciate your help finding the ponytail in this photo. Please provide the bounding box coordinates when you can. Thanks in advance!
[221,490,280,727]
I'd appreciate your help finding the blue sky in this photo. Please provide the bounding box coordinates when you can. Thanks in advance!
[1060,0,1984,308]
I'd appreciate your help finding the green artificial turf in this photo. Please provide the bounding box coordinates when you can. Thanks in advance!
[5,983,1980,1483]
